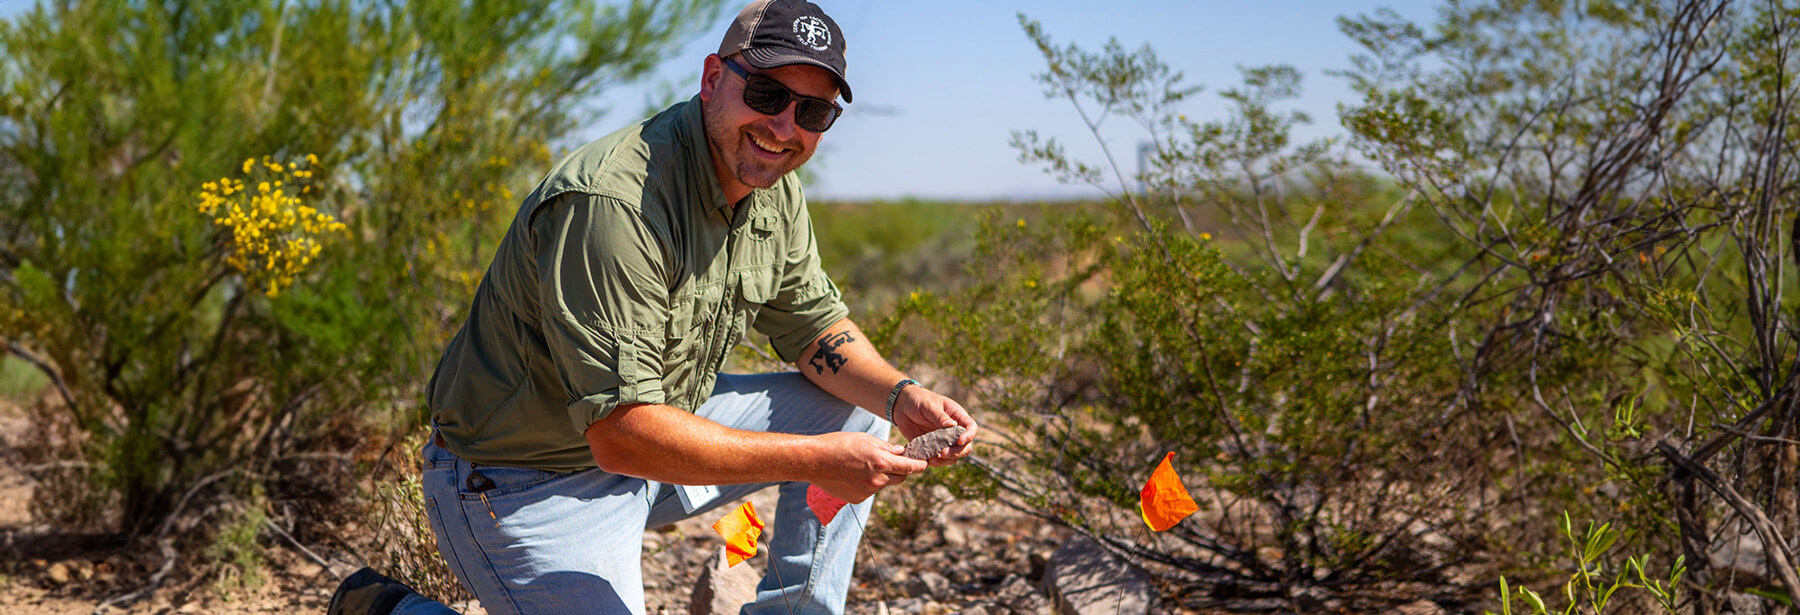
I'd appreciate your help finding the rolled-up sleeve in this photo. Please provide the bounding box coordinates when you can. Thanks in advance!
[535,194,672,435]
[755,197,850,361]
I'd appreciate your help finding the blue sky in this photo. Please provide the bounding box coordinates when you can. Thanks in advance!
[1,0,1446,201]
[601,0,1447,202]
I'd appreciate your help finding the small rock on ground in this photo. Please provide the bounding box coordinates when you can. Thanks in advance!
[1382,599,1447,615]
[1040,537,1153,615]
[899,571,949,599]
[689,545,760,615]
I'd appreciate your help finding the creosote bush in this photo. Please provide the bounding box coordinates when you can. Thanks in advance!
[1338,1,1800,611]
[882,5,1796,611]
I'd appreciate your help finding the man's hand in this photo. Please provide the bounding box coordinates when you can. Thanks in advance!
[810,431,928,503]
[893,386,978,467]
[790,318,980,469]
[587,403,928,502]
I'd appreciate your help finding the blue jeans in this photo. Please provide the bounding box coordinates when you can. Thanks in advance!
[401,372,887,615]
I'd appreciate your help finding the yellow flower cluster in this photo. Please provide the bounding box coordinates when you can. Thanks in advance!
[450,154,520,212]
[195,154,347,297]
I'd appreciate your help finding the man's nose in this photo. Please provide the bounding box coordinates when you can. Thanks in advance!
[766,102,800,139]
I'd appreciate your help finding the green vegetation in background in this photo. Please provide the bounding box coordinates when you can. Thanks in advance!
[1335,8,1800,609]
[876,2,1800,611]
[0,356,46,401]
[883,16,1482,608]
[811,199,983,269]
[0,0,724,560]
[808,198,1108,313]
[0,0,1792,611]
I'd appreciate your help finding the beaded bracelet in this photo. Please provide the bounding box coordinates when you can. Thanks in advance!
[885,378,917,424]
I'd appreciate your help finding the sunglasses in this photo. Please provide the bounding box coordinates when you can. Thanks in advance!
[723,59,843,132]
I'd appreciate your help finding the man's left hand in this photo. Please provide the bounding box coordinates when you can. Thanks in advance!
[893,386,978,467]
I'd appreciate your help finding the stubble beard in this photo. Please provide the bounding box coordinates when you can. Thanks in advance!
[703,98,812,191]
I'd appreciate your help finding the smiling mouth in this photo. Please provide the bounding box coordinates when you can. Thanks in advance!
[748,133,790,156]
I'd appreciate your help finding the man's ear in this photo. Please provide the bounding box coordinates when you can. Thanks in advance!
[699,54,724,103]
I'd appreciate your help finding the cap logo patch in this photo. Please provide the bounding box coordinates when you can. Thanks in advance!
[792,15,831,51]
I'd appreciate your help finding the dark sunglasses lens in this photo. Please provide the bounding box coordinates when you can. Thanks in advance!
[794,101,840,132]
[741,76,791,115]
[741,73,839,131]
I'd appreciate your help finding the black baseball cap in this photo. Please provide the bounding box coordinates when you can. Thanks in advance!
[717,0,852,103]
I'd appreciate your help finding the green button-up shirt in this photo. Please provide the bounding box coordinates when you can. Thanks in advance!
[426,96,848,472]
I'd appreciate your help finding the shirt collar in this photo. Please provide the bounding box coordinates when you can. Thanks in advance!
[678,95,739,225]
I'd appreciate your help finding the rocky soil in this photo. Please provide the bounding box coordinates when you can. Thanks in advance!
[643,486,1081,615]
[0,399,1100,615]
[0,477,1078,615]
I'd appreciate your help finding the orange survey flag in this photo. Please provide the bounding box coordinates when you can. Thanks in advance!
[712,501,765,567]
[1139,452,1198,531]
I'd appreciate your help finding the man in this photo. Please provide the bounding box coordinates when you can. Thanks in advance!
[327,1,978,614]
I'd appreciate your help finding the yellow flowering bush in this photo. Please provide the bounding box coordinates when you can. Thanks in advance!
[195,154,347,297]
[3,0,723,566]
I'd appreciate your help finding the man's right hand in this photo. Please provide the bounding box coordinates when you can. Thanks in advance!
[587,403,926,503]
[809,431,928,503]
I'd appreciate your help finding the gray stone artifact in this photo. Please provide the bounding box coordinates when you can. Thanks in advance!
[902,426,965,460]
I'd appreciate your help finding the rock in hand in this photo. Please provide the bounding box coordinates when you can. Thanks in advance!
[901,426,966,460]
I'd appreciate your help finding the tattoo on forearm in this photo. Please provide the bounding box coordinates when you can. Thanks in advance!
[809,332,854,375]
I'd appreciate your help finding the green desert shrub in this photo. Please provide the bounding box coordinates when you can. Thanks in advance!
[894,3,1798,611]
[0,0,723,574]
[880,17,1491,610]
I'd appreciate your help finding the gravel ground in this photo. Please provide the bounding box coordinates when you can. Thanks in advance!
[0,457,1070,615]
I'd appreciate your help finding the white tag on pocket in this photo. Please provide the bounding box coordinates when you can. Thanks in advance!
[676,484,720,514]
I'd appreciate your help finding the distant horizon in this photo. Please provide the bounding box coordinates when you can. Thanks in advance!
[0,0,1445,202]
[594,1,1445,203]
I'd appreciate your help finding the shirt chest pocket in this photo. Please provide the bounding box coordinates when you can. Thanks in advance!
[732,224,783,309]
[736,267,779,310]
